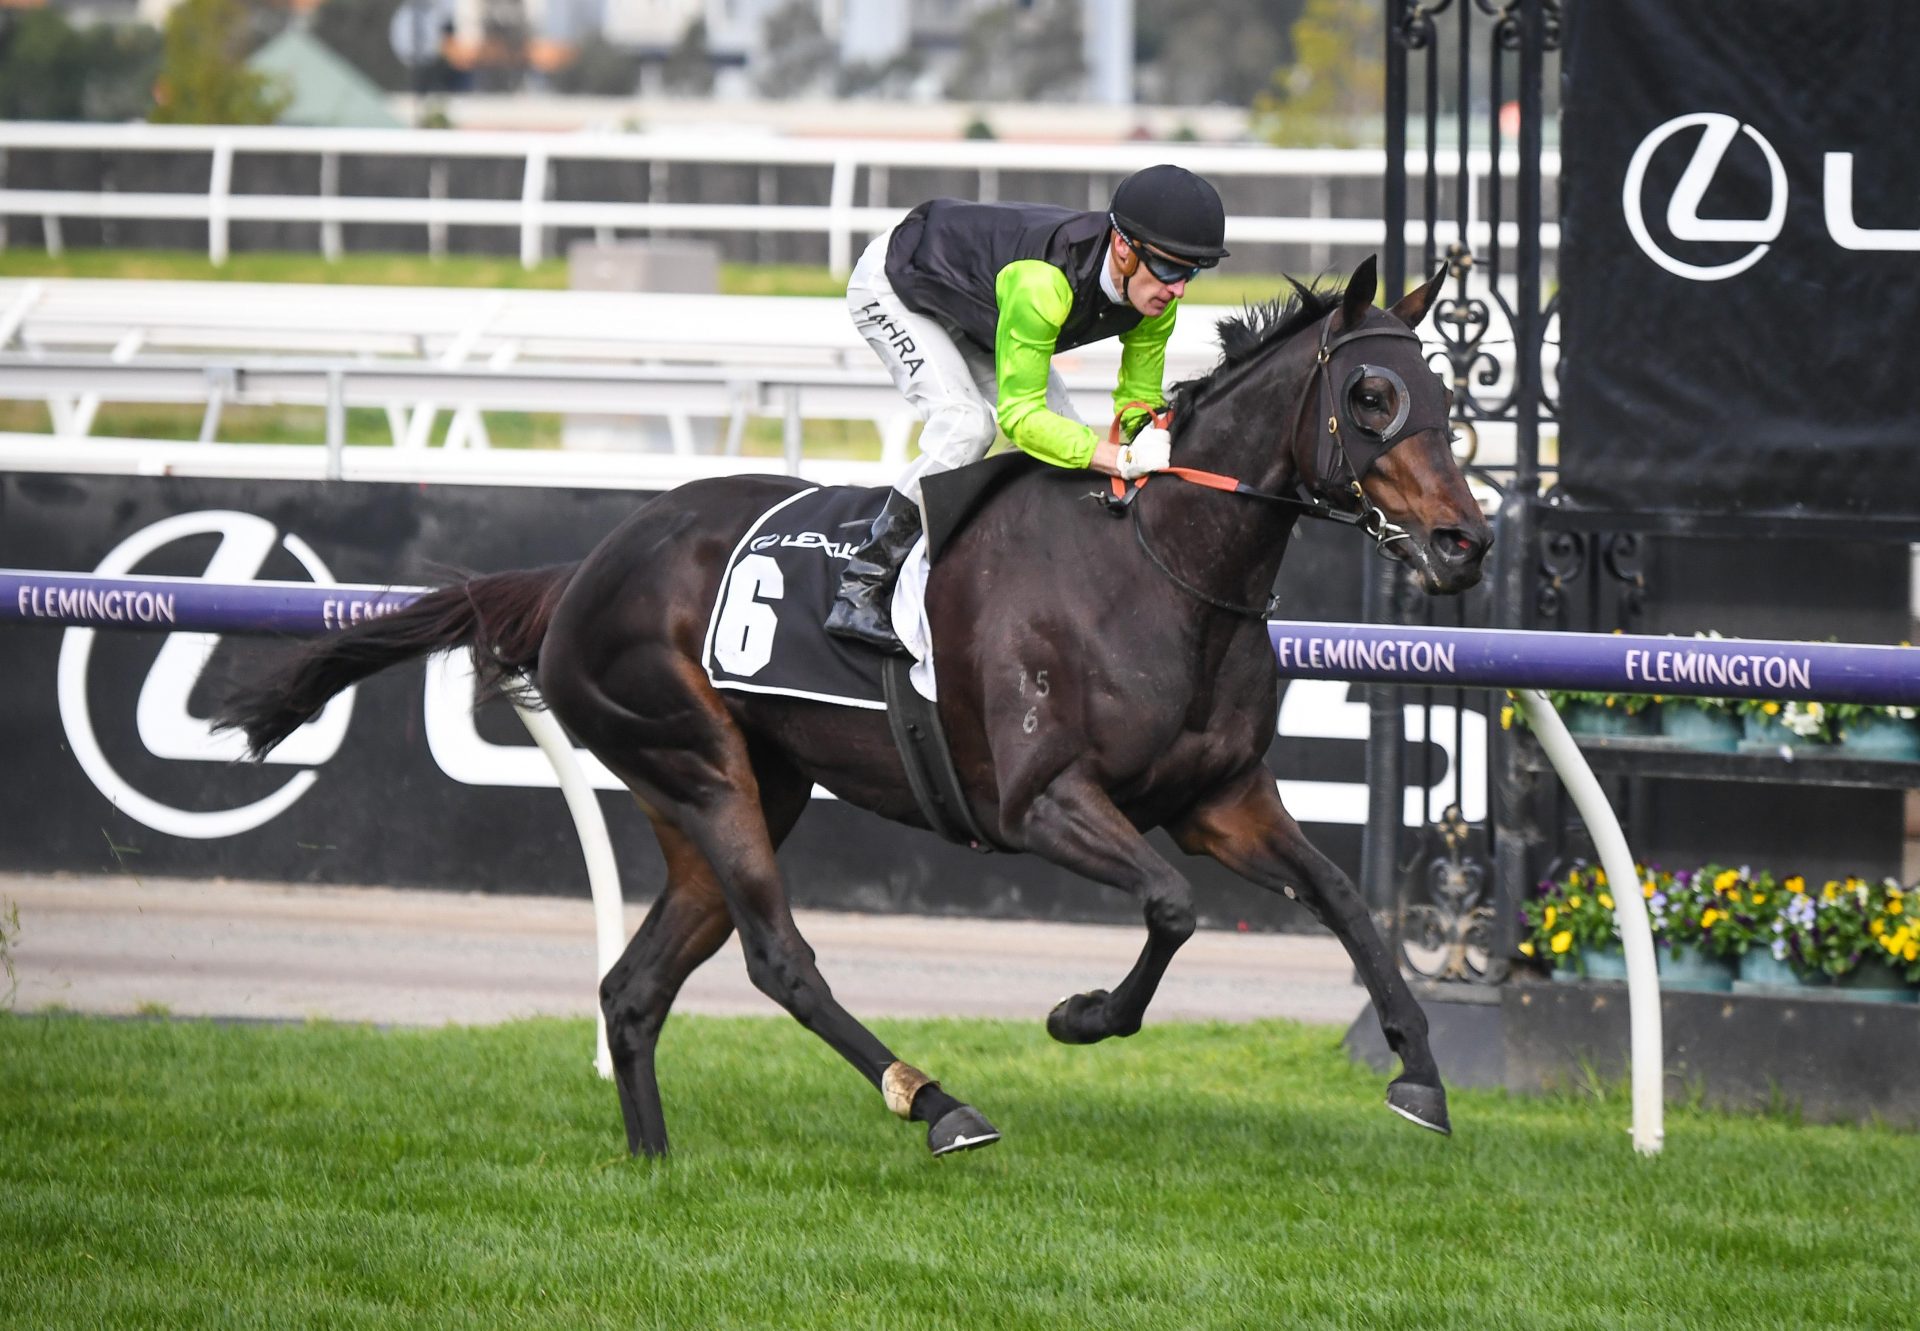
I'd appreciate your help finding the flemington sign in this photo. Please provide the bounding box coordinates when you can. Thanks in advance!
[1267,623,1920,705]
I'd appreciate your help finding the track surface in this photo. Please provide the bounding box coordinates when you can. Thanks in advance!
[3,873,1369,1030]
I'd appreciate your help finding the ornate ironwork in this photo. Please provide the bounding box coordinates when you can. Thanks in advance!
[1399,804,1498,983]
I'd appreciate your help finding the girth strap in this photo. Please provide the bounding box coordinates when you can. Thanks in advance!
[881,656,994,853]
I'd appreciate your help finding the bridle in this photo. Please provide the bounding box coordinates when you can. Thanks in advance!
[1103,310,1451,618]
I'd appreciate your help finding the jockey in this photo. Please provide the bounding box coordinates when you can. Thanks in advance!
[824,163,1230,652]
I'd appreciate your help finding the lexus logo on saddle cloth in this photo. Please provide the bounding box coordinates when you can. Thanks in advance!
[1624,112,1920,282]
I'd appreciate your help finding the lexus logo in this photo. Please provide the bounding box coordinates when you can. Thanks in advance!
[1625,112,1920,282]
[58,511,355,839]
[1623,113,1787,281]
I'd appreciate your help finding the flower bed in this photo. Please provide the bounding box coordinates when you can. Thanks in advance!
[1519,862,1920,1000]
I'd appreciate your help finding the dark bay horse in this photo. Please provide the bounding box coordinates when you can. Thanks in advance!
[217,256,1491,1158]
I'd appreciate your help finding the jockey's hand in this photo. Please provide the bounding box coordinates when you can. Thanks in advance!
[1116,426,1172,479]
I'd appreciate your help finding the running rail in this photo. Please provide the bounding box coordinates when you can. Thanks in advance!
[13,572,1920,1151]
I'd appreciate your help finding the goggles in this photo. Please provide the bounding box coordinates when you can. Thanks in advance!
[1117,227,1204,285]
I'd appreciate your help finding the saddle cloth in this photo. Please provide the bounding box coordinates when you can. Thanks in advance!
[700,455,1040,710]
[702,484,938,709]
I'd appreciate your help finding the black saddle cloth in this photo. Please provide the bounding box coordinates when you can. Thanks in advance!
[701,454,1040,709]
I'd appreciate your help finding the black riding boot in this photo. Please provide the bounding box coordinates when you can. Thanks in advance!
[824,489,923,654]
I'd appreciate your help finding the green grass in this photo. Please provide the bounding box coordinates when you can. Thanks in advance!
[2,1013,1914,1329]
[0,247,1298,305]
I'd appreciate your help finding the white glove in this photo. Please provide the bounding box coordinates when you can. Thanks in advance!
[1117,425,1172,479]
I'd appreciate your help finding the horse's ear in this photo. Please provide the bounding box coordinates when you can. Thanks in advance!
[1339,255,1379,329]
[1389,266,1447,330]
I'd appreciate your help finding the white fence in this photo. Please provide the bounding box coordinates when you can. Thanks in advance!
[0,122,1563,271]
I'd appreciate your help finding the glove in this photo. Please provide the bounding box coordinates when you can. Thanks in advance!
[1116,425,1172,479]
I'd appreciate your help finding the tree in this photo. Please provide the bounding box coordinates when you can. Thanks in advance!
[0,9,162,121]
[660,16,714,97]
[1256,0,1381,147]
[1134,0,1300,107]
[151,0,291,124]
[944,1,1083,103]
[756,1,834,99]
[551,33,639,96]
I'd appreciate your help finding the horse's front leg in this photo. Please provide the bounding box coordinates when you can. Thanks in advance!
[1171,766,1451,1135]
[1019,775,1198,1044]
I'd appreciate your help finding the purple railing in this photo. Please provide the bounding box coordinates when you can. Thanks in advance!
[6,569,1920,706]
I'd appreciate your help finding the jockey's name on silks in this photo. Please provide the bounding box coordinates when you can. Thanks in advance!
[852,299,925,377]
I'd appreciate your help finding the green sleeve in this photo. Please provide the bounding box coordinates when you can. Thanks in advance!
[1115,302,1177,435]
[992,260,1100,469]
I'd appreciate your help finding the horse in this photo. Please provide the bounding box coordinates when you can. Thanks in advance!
[216,255,1492,1159]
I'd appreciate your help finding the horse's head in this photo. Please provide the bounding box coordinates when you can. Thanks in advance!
[1287,257,1492,594]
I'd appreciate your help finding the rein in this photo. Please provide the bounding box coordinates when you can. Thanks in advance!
[1100,312,1442,619]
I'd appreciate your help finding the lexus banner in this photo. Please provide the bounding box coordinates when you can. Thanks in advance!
[1558,0,1920,520]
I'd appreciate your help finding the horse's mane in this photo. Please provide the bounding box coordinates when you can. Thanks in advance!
[1168,279,1340,422]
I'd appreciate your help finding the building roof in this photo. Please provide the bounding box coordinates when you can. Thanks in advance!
[249,27,404,129]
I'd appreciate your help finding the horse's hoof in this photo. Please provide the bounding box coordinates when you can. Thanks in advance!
[1046,990,1111,1044]
[928,1104,1001,1157]
[1386,1079,1452,1135]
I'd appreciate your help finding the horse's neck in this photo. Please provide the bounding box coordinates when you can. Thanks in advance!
[1145,346,1312,606]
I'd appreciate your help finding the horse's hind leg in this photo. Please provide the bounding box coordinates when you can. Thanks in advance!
[601,753,811,1157]
[600,815,735,1158]
[1172,765,1449,1135]
[570,664,997,1156]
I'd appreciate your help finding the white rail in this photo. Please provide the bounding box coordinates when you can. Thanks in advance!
[0,122,1562,271]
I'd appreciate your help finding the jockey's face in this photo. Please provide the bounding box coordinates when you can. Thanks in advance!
[1110,232,1196,318]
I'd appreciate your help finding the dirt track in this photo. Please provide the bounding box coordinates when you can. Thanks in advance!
[3,873,1367,1031]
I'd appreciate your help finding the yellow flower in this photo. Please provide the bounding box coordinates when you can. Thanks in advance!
[1890,898,1905,916]
[1786,876,1806,895]
[1594,869,1608,887]
[1823,880,1841,902]
[1550,930,1574,955]
[1701,908,1721,929]
[1518,940,1535,957]
[1751,891,1767,905]
[1906,941,1918,963]
[1714,869,1738,893]
[1569,896,1584,910]
[1544,905,1558,929]
[1599,893,1614,910]
[1762,701,1780,716]
[1500,705,1515,731]
[1870,918,1886,937]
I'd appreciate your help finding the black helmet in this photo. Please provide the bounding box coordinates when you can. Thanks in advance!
[1109,164,1229,264]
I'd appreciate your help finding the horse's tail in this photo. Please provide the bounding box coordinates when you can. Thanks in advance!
[215,563,578,760]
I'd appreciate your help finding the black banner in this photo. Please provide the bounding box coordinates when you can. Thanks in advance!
[1558,0,1920,522]
[0,472,1493,932]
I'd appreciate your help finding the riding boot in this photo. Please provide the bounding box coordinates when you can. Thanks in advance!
[824,489,924,654]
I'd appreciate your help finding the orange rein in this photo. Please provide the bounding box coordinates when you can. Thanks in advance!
[1106,402,1242,500]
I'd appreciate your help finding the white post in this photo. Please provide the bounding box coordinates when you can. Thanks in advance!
[1513,688,1664,1156]
[519,149,549,270]
[509,690,625,1081]
[208,136,234,267]
[827,154,856,275]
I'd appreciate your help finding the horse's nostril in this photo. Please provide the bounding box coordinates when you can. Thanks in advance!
[1435,527,1486,564]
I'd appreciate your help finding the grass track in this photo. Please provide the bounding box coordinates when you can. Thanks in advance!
[2,1012,1914,1329]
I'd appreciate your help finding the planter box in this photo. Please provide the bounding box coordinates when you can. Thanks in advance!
[1837,714,1920,761]
[1657,705,1741,753]
[1561,700,1658,739]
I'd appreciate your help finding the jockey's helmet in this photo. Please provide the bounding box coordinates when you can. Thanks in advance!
[1108,165,1230,268]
